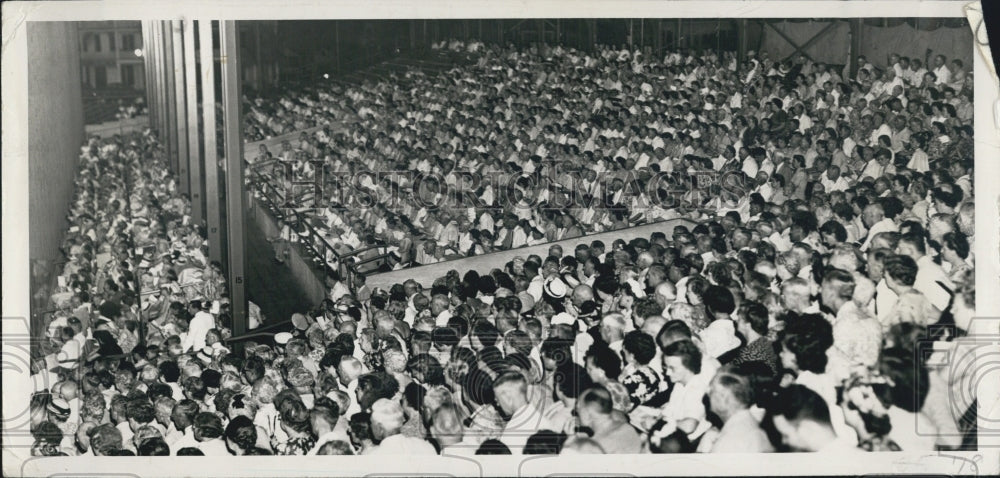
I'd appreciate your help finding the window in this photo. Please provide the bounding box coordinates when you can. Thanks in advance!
[122,34,135,51]
[94,34,102,52]
[108,32,116,51]
[122,65,136,86]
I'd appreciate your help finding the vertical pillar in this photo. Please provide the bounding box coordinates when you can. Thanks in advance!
[220,20,247,339]
[171,20,190,196]
[200,20,222,265]
[629,19,634,48]
[154,21,167,139]
[183,19,203,225]
[590,18,597,51]
[849,18,861,79]
[678,19,682,49]
[255,23,263,94]
[738,19,748,70]
[162,21,177,174]
[142,21,155,132]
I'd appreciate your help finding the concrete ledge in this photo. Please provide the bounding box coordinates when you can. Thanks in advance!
[85,115,148,136]
[366,217,699,290]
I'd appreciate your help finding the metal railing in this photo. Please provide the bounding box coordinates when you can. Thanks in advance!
[223,318,294,345]
[246,166,359,284]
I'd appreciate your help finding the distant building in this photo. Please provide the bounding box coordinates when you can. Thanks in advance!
[79,21,144,90]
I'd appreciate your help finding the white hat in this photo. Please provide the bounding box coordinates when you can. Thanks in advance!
[274,332,293,345]
[196,347,214,364]
[625,278,647,298]
[544,278,568,299]
[699,319,741,359]
[551,312,577,327]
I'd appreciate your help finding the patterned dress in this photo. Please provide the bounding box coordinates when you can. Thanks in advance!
[621,364,661,409]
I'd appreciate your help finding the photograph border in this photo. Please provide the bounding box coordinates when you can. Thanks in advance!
[2,1,998,476]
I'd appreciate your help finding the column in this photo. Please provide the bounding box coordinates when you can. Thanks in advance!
[162,20,177,174]
[171,20,190,195]
[200,20,223,265]
[220,20,248,339]
[183,19,203,225]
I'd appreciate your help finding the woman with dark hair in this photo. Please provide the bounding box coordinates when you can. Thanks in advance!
[839,370,901,452]
[777,312,856,445]
[940,231,972,284]
[620,330,662,409]
[224,415,259,456]
[273,398,315,455]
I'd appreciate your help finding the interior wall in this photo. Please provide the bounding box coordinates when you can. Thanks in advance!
[28,22,85,262]
[861,23,973,69]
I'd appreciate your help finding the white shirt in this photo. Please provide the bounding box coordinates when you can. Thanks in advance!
[57,338,81,366]
[914,255,953,311]
[498,403,545,454]
[821,174,849,193]
[527,275,544,303]
[741,157,759,178]
[860,218,897,252]
[661,359,718,438]
[182,311,215,353]
[170,428,200,455]
[933,65,951,85]
[870,279,899,325]
[198,438,232,456]
[887,406,937,451]
[364,433,437,455]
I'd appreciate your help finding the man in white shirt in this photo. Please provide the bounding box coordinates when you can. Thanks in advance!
[182,305,215,353]
[56,327,81,368]
[365,399,437,455]
[932,54,951,85]
[193,412,230,456]
[704,368,774,452]
[494,371,545,454]
[770,384,859,453]
[860,203,898,252]
[307,400,351,455]
[431,403,480,456]
[820,165,849,193]
[897,233,953,312]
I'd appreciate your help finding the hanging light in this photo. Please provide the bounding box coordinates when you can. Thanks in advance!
[134,49,143,57]
[323,73,330,79]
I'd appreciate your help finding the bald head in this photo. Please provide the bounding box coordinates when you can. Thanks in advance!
[337,356,363,386]
[655,282,677,304]
[637,252,655,268]
[641,315,668,338]
[571,285,594,307]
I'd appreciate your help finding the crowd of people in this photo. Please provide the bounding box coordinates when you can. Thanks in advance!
[247,40,974,279]
[29,38,980,458]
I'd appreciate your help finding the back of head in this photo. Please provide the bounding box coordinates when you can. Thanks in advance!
[224,415,257,451]
[768,384,831,428]
[317,440,355,455]
[577,384,614,417]
[370,398,405,441]
[476,438,512,455]
[560,436,605,454]
[430,402,465,444]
